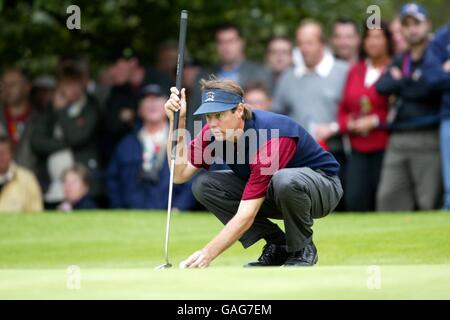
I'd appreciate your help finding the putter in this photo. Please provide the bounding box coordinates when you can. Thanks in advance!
[155,10,188,270]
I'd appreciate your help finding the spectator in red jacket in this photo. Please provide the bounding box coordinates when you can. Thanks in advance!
[337,22,393,211]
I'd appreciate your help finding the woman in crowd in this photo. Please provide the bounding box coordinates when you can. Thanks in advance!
[337,21,393,211]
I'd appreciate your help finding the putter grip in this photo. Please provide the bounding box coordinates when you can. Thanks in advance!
[172,10,188,159]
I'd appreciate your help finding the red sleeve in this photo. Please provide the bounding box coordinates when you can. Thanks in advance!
[241,137,297,200]
[189,124,212,170]
[337,68,354,134]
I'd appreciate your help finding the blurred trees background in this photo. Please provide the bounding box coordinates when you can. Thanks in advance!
[0,0,448,76]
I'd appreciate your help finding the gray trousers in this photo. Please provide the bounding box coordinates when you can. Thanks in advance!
[377,129,443,211]
[192,168,343,252]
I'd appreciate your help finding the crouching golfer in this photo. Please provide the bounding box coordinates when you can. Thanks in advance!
[164,79,343,268]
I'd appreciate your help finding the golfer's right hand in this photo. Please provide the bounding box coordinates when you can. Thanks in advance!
[165,87,187,122]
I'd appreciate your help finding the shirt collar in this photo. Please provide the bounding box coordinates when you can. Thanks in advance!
[67,94,87,118]
[219,63,242,74]
[294,48,335,78]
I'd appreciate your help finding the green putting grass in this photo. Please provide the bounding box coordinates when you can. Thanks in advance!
[0,211,449,299]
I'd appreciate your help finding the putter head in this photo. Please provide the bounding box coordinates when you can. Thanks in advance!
[155,263,172,270]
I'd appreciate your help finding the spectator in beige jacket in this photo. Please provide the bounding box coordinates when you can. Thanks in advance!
[0,136,43,212]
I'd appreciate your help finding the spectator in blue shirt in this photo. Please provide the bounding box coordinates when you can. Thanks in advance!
[107,83,196,210]
[376,4,443,211]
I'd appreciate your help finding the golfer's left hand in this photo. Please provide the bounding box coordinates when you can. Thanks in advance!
[183,249,214,268]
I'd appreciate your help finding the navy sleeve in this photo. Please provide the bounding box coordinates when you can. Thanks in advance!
[376,64,403,96]
[423,29,450,90]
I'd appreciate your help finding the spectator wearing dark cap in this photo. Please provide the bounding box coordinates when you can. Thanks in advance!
[107,83,196,210]
[376,3,443,211]
[0,68,38,174]
[30,61,103,208]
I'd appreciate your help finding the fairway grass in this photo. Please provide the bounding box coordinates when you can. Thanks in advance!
[0,211,449,299]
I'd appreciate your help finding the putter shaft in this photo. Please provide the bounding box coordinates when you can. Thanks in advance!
[156,9,188,270]
[163,159,176,265]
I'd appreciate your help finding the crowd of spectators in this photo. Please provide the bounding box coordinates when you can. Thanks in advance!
[0,3,448,213]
